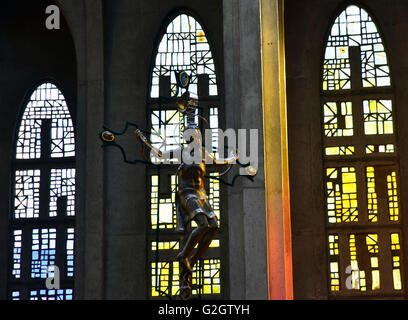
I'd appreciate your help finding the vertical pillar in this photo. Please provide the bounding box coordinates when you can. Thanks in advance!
[65,0,106,299]
[223,0,268,300]
[259,0,293,299]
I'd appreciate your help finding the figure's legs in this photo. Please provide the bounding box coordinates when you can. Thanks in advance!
[190,217,218,269]
[177,213,209,273]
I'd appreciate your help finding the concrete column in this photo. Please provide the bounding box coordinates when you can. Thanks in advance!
[223,0,292,300]
[223,0,268,299]
[102,0,148,300]
[59,0,106,299]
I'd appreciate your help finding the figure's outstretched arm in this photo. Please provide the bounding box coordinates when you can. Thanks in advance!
[134,129,182,162]
[204,148,239,165]
[134,129,162,157]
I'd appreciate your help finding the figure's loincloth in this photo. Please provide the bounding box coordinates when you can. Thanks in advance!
[176,188,216,232]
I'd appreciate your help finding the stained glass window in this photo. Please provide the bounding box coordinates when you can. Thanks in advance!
[323,102,354,137]
[14,170,41,219]
[328,234,340,291]
[363,100,393,135]
[150,258,221,297]
[9,82,75,300]
[147,13,223,299]
[322,5,403,297]
[31,228,57,279]
[150,14,217,98]
[326,167,358,223]
[16,83,75,159]
[323,5,391,91]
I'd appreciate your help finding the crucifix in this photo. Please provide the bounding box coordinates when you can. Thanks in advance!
[100,71,256,300]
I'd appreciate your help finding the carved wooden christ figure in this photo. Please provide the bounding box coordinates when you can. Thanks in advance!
[135,124,237,299]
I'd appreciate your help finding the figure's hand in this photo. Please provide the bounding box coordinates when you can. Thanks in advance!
[134,129,147,143]
[134,129,163,158]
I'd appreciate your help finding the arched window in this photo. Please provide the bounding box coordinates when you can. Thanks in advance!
[147,13,223,298]
[322,5,403,296]
[9,82,76,300]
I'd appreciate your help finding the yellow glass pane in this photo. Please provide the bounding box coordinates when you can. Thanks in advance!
[366,145,374,154]
[324,102,337,114]
[340,80,348,88]
[384,121,393,134]
[209,240,220,248]
[377,102,390,113]
[213,285,221,294]
[325,146,355,156]
[365,122,377,135]
[370,257,378,268]
[366,234,378,245]
[393,270,402,290]
[326,147,339,155]
[369,100,377,113]
[330,262,339,273]
[327,168,358,223]
[342,183,356,193]
[363,79,374,87]
[372,270,380,290]
[151,175,159,185]
[327,168,337,178]
[391,233,400,245]
[342,173,355,183]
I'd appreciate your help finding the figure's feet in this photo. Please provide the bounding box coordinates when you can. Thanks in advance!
[180,285,192,300]
[177,254,193,273]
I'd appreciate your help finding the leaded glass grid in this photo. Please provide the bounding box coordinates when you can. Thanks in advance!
[29,288,73,301]
[321,5,404,298]
[31,228,57,279]
[9,82,76,300]
[323,5,391,91]
[151,13,217,98]
[14,169,41,219]
[16,82,75,160]
[49,168,76,217]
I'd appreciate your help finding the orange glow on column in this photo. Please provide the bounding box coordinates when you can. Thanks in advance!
[260,0,293,300]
